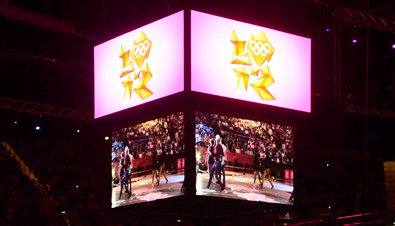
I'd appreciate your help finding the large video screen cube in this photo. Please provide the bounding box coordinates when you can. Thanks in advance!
[94,11,184,119]
[195,112,294,205]
[111,112,185,208]
[191,10,311,113]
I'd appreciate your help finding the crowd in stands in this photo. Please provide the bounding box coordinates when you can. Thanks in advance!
[6,134,110,225]
[292,155,387,222]
[0,111,389,225]
[195,112,294,166]
[2,134,389,225]
[0,144,50,226]
[112,112,185,161]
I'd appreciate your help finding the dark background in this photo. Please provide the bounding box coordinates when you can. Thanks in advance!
[0,0,394,224]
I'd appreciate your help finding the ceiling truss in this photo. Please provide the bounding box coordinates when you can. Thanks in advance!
[0,97,94,122]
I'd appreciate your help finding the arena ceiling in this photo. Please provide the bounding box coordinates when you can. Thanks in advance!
[0,0,394,152]
[0,0,394,110]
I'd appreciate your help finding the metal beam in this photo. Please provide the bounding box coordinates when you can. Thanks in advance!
[0,97,94,122]
[335,7,395,32]
[345,104,395,119]
[298,0,395,32]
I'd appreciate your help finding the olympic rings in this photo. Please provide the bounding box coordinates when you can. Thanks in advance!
[132,40,150,58]
[249,40,271,57]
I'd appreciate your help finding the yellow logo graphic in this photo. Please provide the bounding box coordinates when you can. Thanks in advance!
[230,30,275,100]
[251,68,259,77]
[246,30,274,67]
[122,76,134,102]
[234,67,250,94]
[230,31,251,66]
[130,32,152,68]
[250,66,275,100]
[119,46,135,78]
[119,31,153,104]
[134,63,153,100]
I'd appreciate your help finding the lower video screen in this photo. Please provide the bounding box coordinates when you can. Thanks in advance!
[111,112,185,208]
[195,112,294,205]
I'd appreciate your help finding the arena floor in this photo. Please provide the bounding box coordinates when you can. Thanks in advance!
[196,170,293,205]
[112,170,293,208]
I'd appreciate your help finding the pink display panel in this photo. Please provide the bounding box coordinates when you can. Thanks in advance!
[94,11,184,119]
[191,10,311,113]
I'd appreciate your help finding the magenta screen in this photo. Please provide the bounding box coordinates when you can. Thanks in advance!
[191,10,311,113]
[94,11,184,119]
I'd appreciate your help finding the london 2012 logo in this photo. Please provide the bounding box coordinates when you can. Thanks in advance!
[231,30,275,100]
[119,31,153,104]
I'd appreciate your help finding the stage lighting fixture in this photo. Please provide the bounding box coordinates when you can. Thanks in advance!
[350,25,359,44]
[61,211,66,214]
[392,44,395,49]
[325,24,330,32]
[35,126,40,131]
[12,112,18,124]
[177,220,181,223]
[326,163,330,167]
[76,185,79,188]
[105,136,109,140]
[77,129,80,133]
[328,206,331,210]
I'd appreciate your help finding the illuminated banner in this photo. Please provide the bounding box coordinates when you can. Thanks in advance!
[191,10,311,113]
[94,11,184,119]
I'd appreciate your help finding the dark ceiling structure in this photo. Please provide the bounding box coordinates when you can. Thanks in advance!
[0,0,394,155]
